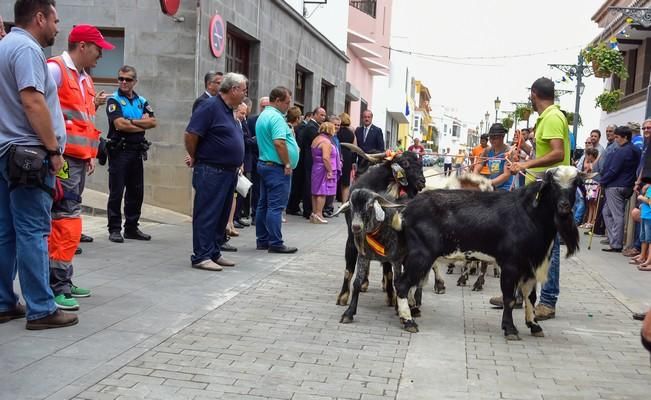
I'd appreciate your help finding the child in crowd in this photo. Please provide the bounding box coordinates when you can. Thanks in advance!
[632,183,651,270]
[581,148,600,229]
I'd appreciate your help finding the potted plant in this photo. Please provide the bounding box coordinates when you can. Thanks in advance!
[595,89,623,113]
[565,111,582,126]
[515,105,532,121]
[582,42,628,79]
[501,116,514,131]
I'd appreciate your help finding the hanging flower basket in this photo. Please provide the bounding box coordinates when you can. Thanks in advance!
[592,60,609,78]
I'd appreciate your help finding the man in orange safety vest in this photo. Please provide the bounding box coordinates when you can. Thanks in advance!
[47,24,114,311]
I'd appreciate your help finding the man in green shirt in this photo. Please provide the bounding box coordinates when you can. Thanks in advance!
[255,86,299,254]
[504,77,569,320]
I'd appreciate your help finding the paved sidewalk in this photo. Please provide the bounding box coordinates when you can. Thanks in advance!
[1,212,650,400]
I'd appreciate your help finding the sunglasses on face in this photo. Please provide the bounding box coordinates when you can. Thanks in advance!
[118,77,134,82]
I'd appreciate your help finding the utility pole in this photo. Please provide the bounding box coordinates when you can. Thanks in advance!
[549,54,592,142]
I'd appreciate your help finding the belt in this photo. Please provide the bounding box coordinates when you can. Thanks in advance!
[259,160,284,168]
[198,162,239,172]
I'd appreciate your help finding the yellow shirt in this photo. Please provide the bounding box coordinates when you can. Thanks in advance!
[528,104,570,183]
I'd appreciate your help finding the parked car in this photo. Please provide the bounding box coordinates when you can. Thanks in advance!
[422,149,436,167]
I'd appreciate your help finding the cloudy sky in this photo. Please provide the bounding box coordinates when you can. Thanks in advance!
[391,0,606,143]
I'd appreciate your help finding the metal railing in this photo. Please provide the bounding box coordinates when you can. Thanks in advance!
[349,0,377,18]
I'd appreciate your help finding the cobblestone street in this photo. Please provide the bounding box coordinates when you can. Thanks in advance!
[1,209,650,400]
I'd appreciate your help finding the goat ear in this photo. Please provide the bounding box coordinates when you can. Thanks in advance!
[534,170,555,207]
[391,163,408,186]
[373,200,386,222]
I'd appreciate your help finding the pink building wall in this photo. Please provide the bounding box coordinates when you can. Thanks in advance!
[347,0,392,127]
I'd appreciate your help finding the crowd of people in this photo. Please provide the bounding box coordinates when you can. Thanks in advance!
[1,1,649,352]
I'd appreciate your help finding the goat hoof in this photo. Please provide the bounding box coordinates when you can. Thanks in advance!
[531,330,545,337]
[505,334,522,341]
[340,314,354,324]
[410,307,421,318]
[403,320,419,333]
[472,278,484,291]
[360,281,369,292]
[386,296,397,307]
[456,276,467,286]
[434,286,446,295]
[336,294,349,306]
[529,323,544,337]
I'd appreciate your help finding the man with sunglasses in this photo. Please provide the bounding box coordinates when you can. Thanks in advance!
[105,65,157,243]
[45,24,114,310]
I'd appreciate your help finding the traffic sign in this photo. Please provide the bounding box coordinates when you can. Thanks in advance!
[159,0,180,16]
[209,14,225,58]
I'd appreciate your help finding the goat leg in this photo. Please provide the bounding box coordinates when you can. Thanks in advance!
[500,272,521,341]
[431,264,446,294]
[522,279,544,337]
[341,258,370,324]
[383,262,396,306]
[446,263,455,274]
[472,262,488,291]
[337,234,357,305]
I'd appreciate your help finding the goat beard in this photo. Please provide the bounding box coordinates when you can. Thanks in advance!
[554,213,580,257]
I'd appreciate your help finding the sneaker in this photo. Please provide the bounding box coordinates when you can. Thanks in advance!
[192,259,223,271]
[534,303,556,320]
[54,294,80,311]
[26,309,78,330]
[488,295,523,309]
[221,242,238,252]
[70,285,91,298]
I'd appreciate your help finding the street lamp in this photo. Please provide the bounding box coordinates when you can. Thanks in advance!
[494,96,501,123]
[484,111,490,133]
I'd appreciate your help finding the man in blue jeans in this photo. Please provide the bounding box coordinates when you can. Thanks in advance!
[0,0,77,329]
[255,87,300,253]
[184,72,247,271]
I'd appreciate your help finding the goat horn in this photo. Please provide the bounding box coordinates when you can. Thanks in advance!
[332,201,350,217]
[373,195,405,209]
[340,143,386,163]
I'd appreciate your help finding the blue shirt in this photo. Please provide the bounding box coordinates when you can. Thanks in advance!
[0,28,66,157]
[256,106,299,168]
[106,90,154,143]
[599,141,641,188]
[186,94,244,167]
[487,147,513,191]
[642,187,651,220]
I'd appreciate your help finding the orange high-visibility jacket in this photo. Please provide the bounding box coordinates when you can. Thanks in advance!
[48,56,101,160]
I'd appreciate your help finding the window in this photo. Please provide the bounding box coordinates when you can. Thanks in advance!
[87,28,124,84]
[413,115,421,132]
[320,79,333,112]
[225,30,250,75]
[295,67,307,113]
[359,99,368,123]
[625,49,637,95]
[349,0,377,18]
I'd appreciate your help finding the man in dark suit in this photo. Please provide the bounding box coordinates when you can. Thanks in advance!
[192,71,223,113]
[297,107,327,219]
[246,96,270,223]
[355,110,385,154]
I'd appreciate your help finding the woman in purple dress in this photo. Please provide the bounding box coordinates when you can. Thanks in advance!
[310,122,341,224]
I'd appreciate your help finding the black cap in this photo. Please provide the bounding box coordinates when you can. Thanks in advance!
[480,134,489,140]
[488,123,507,137]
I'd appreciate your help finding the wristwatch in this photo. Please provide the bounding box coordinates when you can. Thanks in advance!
[47,146,63,156]
[284,163,291,169]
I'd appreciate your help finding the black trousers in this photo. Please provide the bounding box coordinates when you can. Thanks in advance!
[107,149,144,233]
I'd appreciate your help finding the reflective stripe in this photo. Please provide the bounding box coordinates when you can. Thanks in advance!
[66,135,99,149]
[61,108,90,121]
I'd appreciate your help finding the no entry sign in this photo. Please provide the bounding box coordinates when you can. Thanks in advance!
[209,14,225,58]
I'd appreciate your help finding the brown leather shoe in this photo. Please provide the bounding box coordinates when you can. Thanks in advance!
[0,303,26,323]
[215,256,235,267]
[534,303,556,320]
[26,309,78,330]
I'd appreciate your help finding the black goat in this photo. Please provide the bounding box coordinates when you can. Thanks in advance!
[336,144,425,306]
[394,166,583,339]
[338,188,408,323]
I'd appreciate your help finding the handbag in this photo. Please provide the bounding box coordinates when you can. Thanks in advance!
[236,173,252,197]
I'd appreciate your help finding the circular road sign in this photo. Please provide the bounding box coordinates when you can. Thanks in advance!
[209,14,225,58]
[159,0,180,16]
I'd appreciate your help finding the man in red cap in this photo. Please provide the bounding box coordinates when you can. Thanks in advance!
[46,24,114,311]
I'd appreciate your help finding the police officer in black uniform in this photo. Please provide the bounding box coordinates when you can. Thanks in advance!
[105,65,157,243]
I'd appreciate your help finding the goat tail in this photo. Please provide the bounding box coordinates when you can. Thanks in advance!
[391,212,403,231]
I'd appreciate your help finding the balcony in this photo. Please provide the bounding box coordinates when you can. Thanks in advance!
[349,0,377,18]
